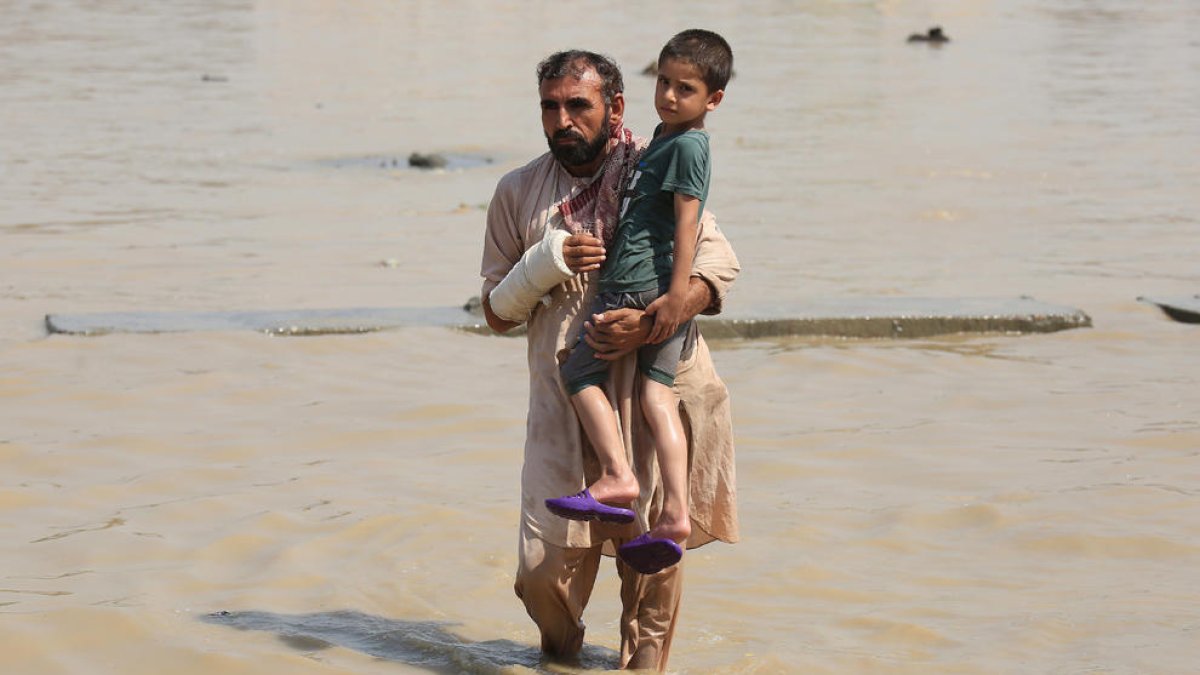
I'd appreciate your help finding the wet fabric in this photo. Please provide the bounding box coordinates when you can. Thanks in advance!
[515,521,682,671]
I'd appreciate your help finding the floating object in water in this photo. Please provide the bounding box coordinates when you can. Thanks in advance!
[408,152,448,169]
[907,26,950,44]
[314,152,491,171]
[1137,295,1200,324]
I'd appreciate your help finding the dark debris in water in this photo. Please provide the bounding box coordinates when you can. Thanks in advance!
[907,26,950,43]
[1137,295,1200,324]
[315,152,494,172]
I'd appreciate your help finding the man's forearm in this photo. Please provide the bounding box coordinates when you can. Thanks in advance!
[683,275,715,322]
[482,292,520,334]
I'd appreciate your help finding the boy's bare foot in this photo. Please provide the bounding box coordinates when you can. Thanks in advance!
[617,514,691,574]
[647,512,691,546]
[586,472,639,506]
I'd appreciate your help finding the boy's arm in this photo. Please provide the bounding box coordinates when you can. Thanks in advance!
[644,192,700,344]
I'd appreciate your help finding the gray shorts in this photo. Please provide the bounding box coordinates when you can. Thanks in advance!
[560,288,696,396]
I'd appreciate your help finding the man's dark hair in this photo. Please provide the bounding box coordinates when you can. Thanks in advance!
[536,50,624,105]
[659,29,734,93]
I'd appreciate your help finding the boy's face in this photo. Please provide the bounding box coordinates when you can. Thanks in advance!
[655,57,723,130]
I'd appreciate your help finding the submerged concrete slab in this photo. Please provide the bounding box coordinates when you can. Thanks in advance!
[695,296,1091,339]
[46,297,1090,339]
[45,307,470,337]
[1138,295,1200,324]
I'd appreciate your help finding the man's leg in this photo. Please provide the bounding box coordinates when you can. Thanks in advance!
[514,521,602,660]
[617,545,684,670]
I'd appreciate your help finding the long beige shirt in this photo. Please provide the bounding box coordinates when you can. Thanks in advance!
[481,152,740,551]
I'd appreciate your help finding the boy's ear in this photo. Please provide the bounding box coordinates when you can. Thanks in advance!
[705,89,725,112]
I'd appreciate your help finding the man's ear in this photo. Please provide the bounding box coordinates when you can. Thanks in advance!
[609,92,625,126]
[706,89,725,112]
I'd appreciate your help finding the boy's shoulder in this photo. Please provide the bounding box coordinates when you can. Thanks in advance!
[656,129,710,165]
[649,129,709,154]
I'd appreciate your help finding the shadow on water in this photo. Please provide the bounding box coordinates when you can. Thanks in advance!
[201,610,621,674]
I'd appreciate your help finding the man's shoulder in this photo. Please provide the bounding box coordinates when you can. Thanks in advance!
[496,152,558,195]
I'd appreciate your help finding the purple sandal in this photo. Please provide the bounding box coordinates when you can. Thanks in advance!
[617,533,683,575]
[545,489,635,524]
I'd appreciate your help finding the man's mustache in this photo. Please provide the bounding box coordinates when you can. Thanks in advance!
[551,129,586,143]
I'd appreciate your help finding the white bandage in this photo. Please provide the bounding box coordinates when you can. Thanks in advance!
[488,229,575,322]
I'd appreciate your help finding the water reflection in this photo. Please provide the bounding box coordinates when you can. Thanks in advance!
[202,609,620,673]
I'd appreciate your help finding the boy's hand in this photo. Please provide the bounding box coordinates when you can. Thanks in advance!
[562,234,606,273]
[644,293,686,345]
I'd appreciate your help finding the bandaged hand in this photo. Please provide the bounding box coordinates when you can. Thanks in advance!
[487,229,576,322]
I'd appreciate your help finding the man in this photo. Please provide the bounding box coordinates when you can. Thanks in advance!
[479,50,739,671]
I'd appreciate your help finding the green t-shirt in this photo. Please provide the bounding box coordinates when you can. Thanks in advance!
[599,129,710,293]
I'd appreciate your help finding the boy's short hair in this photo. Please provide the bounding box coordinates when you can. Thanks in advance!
[658,29,733,93]
[536,50,624,106]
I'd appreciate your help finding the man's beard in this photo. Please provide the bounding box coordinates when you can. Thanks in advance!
[546,119,610,169]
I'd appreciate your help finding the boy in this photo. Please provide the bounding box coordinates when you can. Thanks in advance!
[547,29,732,575]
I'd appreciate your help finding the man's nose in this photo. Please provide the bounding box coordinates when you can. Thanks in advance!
[553,108,574,131]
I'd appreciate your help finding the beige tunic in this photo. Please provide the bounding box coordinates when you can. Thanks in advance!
[481,152,740,550]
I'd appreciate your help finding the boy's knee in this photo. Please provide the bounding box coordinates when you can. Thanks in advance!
[640,377,676,408]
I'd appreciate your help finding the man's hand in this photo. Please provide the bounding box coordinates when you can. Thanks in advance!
[583,307,652,361]
[644,292,686,345]
[562,234,606,273]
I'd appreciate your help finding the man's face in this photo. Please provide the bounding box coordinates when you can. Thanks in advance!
[539,68,613,174]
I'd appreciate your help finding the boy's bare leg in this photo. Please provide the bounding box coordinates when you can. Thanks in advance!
[569,385,639,504]
[639,378,692,544]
